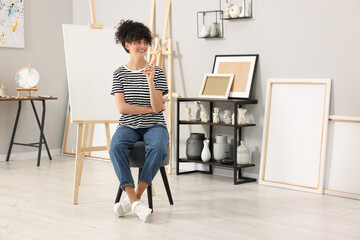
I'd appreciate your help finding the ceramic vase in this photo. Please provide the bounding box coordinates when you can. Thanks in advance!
[0,87,7,96]
[237,108,247,125]
[186,133,206,160]
[230,5,241,18]
[210,22,218,37]
[237,141,250,164]
[201,139,211,162]
[199,25,209,38]
[213,135,231,162]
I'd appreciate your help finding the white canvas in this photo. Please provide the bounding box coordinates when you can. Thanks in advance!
[324,116,360,200]
[259,79,331,194]
[63,24,127,122]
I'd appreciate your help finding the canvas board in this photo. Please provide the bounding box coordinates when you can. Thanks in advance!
[259,79,331,194]
[324,116,360,200]
[63,24,125,122]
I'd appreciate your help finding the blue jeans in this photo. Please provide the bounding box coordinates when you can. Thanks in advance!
[109,124,169,190]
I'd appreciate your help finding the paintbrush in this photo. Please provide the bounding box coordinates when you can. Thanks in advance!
[150,37,168,65]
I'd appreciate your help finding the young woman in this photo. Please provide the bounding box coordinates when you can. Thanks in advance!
[110,20,169,222]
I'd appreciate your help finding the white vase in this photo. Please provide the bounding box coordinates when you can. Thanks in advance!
[213,135,231,162]
[237,141,250,164]
[0,87,7,96]
[237,108,247,125]
[199,24,209,38]
[230,5,242,18]
[201,139,211,162]
[210,22,218,37]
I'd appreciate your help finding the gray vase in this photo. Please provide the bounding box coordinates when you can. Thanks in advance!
[186,133,206,160]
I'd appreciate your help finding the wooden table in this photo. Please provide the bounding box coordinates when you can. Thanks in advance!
[0,97,58,166]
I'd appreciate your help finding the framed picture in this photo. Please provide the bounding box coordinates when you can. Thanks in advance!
[198,73,234,99]
[0,0,24,48]
[212,54,258,98]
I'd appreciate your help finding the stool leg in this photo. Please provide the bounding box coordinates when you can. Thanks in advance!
[115,185,123,204]
[147,185,153,212]
[160,166,174,205]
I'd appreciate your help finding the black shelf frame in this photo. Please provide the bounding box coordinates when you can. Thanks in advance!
[176,97,257,185]
[197,10,224,39]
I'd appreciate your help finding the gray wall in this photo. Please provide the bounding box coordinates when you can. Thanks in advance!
[72,0,360,176]
[0,1,72,156]
[2,0,359,177]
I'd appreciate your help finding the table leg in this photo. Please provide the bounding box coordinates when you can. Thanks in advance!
[6,101,22,162]
[30,100,52,163]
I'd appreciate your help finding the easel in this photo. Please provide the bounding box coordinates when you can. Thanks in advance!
[16,88,38,98]
[71,0,118,204]
[148,0,179,175]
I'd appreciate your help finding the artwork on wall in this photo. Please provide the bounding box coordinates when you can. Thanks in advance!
[198,73,234,99]
[212,54,258,98]
[0,0,24,48]
[259,78,332,194]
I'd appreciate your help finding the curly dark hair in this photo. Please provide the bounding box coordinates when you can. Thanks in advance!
[115,20,152,53]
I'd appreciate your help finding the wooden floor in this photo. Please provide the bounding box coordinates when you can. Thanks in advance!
[0,155,359,240]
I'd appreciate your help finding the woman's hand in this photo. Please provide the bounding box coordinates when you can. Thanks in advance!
[161,98,170,111]
[143,64,155,82]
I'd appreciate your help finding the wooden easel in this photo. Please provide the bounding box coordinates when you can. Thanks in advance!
[148,0,179,175]
[71,0,117,204]
[72,120,117,204]
[16,88,38,98]
[88,0,103,29]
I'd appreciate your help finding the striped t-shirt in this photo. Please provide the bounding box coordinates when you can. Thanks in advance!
[111,64,168,129]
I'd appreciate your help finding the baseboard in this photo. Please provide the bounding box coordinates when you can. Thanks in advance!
[0,148,61,162]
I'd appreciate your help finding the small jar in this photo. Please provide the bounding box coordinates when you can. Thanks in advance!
[213,135,231,162]
[237,141,250,164]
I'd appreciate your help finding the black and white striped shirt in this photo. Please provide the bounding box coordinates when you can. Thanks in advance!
[111,65,168,129]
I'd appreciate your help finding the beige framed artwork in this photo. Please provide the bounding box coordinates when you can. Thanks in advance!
[212,55,258,98]
[198,73,234,99]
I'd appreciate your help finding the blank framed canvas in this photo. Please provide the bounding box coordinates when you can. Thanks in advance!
[324,116,360,200]
[259,79,331,194]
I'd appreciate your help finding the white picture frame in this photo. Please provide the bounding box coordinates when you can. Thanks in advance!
[198,73,234,99]
[259,78,332,194]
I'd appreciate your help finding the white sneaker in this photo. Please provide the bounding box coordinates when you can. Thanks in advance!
[131,201,152,222]
[113,196,131,217]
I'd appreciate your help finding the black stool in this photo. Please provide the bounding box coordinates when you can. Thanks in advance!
[114,141,174,211]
